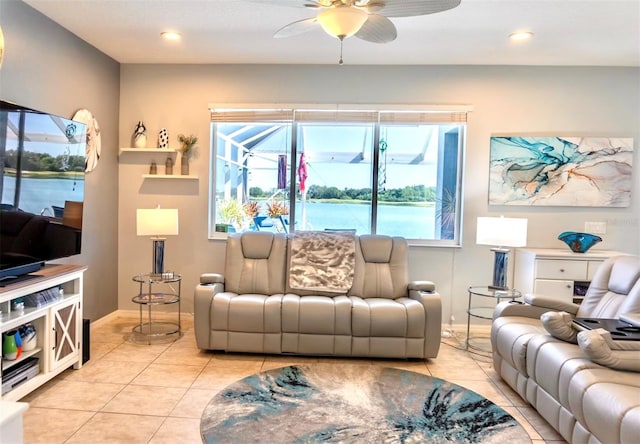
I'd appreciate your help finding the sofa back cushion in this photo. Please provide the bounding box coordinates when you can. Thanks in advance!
[224,232,287,295]
[577,255,640,318]
[348,235,408,299]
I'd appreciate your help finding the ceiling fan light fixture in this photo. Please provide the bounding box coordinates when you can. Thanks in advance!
[509,31,533,41]
[161,31,182,41]
[317,6,368,39]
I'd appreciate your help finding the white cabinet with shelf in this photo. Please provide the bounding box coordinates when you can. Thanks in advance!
[513,248,626,304]
[1,264,85,401]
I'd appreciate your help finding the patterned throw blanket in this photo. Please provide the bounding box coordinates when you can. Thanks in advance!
[289,231,356,293]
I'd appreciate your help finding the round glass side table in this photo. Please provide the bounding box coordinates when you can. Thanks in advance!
[131,273,182,344]
[466,286,521,353]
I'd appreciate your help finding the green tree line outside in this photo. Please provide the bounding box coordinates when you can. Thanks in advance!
[249,184,436,203]
[3,149,85,173]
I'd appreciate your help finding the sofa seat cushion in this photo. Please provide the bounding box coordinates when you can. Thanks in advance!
[211,292,283,333]
[526,336,602,409]
[350,296,424,338]
[491,316,547,376]
[281,294,351,335]
[568,368,640,444]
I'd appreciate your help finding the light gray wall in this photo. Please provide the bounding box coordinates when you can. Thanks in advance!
[1,0,120,322]
[119,64,639,326]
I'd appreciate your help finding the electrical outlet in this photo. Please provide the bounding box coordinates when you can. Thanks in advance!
[585,221,607,234]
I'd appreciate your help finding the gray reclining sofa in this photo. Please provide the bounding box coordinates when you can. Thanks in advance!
[491,255,640,444]
[194,231,442,359]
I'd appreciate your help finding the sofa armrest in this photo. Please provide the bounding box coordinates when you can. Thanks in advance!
[409,288,442,358]
[408,280,436,293]
[493,300,550,320]
[493,293,580,320]
[523,293,579,315]
[200,273,224,285]
[194,281,224,349]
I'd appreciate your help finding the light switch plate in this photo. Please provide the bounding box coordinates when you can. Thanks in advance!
[584,221,607,234]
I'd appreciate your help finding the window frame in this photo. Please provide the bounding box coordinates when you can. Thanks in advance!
[209,104,470,246]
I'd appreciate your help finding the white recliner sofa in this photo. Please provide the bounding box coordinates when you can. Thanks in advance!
[491,255,640,444]
[194,231,442,359]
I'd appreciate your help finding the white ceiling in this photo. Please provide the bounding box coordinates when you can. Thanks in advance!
[22,0,640,66]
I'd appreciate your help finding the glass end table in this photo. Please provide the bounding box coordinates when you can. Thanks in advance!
[131,273,182,344]
[466,286,521,353]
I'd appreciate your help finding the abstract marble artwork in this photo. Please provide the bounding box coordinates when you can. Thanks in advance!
[489,136,633,206]
[201,364,531,443]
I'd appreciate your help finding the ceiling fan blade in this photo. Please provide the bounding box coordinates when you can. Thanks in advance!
[355,14,397,43]
[274,18,319,38]
[375,0,461,17]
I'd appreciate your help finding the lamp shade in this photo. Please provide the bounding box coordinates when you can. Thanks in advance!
[318,6,368,38]
[137,208,179,237]
[476,217,527,248]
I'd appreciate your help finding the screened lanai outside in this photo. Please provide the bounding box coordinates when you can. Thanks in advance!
[210,107,466,244]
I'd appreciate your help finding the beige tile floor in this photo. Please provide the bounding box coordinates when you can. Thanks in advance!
[19,313,567,444]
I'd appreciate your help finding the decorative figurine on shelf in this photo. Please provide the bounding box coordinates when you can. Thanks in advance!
[158,128,169,149]
[149,161,157,175]
[177,133,198,175]
[165,157,173,175]
[133,121,147,148]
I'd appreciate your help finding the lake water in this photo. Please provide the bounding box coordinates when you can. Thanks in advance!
[293,201,436,238]
[1,176,84,215]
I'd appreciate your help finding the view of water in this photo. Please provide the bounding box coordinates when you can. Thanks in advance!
[293,201,436,239]
[1,176,84,215]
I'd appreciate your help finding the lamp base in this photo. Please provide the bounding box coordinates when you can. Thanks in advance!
[151,237,166,275]
[490,247,510,290]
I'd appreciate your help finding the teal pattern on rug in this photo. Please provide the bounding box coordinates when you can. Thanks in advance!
[201,364,531,443]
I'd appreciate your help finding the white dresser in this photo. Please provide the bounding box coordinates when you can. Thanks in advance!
[513,248,627,303]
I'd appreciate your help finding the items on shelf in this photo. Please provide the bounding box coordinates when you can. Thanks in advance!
[165,157,173,175]
[133,121,147,148]
[1,357,40,395]
[23,286,61,308]
[158,128,169,148]
[19,323,37,352]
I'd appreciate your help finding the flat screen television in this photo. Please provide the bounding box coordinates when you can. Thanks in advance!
[0,100,86,285]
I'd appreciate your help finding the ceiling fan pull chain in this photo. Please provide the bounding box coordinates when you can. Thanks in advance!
[339,36,345,65]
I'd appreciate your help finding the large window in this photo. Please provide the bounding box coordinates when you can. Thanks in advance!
[210,106,466,244]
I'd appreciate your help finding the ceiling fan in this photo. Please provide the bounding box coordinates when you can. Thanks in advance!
[249,0,462,64]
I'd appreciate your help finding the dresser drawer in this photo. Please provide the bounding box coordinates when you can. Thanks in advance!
[535,259,588,280]
[534,279,575,303]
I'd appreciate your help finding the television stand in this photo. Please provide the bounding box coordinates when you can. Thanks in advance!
[1,264,86,401]
[0,274,42,288]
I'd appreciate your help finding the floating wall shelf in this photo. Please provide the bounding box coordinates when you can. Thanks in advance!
[142,174,198,180]
[119,148,176,156]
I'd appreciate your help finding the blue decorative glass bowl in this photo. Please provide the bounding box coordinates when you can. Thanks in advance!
[557,232,602,253]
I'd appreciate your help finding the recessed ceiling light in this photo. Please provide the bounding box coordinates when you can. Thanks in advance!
[161,31,182,41]
[509,31,533,41]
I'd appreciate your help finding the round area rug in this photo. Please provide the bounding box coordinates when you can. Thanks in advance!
[201,364,531,443]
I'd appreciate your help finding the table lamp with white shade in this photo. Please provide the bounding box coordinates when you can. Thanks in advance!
[136,207,179,275]
[476,216,528,290]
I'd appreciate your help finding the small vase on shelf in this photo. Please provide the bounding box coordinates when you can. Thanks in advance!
[133,121,147,148]
[177,133,197,176]
[181,153,189,176]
